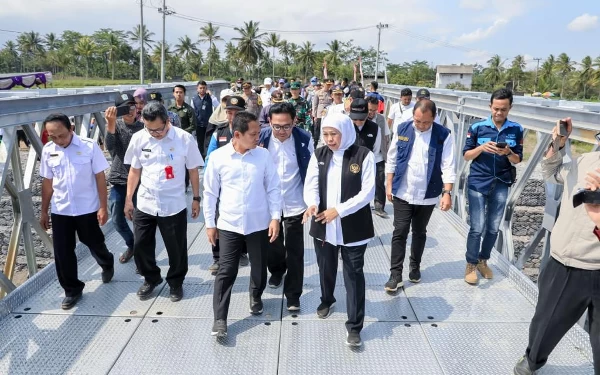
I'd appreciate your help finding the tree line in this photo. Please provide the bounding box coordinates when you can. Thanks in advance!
[1,22,598,100]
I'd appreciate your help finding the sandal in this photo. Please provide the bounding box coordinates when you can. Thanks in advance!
[119,248,134,264]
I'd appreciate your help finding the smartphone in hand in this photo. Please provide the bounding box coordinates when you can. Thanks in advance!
[558,120,569,137]
[116,105,131,117]
[496,142,507,148]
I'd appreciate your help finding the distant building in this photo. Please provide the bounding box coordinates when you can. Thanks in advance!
[435,65,474,90]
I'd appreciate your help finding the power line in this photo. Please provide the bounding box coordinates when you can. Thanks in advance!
[0,28,22,34]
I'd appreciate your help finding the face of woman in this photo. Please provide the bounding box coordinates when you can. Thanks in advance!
[322,127,342,151]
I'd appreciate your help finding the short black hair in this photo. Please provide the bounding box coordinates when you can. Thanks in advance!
[342,78,349,83]
[232,111,258,134]
[269,102,296,120]
[370,81,378,90]
[43,113,71,131]
[173,84,186,93]
[142,102,169,123]
[490,88,513,105]
[413,99,437,118]
[197,80,207,87]
[366,96,380,106]
[401,88,412,97]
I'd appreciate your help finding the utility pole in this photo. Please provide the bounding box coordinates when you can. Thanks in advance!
[533,57,542,93]
[158,1,174,83]
[139,0,144,84]
[375,23,388,83]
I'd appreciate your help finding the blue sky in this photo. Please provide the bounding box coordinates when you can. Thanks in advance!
[1,0,599,70]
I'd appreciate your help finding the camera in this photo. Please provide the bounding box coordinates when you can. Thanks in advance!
[573,189,600,207]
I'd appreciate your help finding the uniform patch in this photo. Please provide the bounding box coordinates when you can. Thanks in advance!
[349,163,361,174]
[467,132,471,138]
[231,97,239,105]
[121,94,128,101]
[398,136,409,142]
[218,137,227,142]
[367,133,374,137]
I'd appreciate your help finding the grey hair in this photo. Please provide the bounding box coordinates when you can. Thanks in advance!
[141,101,169,123]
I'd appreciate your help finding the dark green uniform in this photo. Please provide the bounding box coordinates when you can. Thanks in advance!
[168,102,197,134]
[287,96,312,131]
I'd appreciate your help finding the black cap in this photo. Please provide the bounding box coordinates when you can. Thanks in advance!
[225,96,246,110]
[349,88,365,99]
[416,88,430,98]
[115,92,135,107]
[148,91,163,102]
[324,78,334,84]
[350,98,369,120]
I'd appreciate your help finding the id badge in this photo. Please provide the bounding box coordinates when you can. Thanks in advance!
[202,104,206,111]
[165,165,175,180]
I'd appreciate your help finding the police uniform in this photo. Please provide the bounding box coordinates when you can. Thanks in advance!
[124,124,204,296]
[40,133,113,302]
[242,84,263,117]
[311,80,334,146]
[287,82,311,130]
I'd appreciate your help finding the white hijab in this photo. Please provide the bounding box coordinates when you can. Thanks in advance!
[321,113,356,166]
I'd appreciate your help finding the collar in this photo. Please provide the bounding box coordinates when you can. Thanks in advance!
[273,134,293,144]
[70,133,81,147]
[412,123,433,135]
[227,142,255,156]
[484,116,516,131]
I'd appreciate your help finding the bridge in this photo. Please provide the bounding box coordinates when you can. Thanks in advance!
[0,81,597,374]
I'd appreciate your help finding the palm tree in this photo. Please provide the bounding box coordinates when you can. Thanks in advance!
[233,21,266,69]
[224,41,238,76]
[206,45,220,77]
[175,35,199,60]
[3,41,20,71]
[540,54,555,81]
[555,53,575,99]
[95,29,125,80]
[17,31,45,70]
[484,54,504,89]
[127,24,155,51]
[509,55,526,90]
[75,36,96,80]
[198,22,223,77]
[44,33,61,51]
[263,32,281,78]
[578,56,593,99]
[296,41,316,79]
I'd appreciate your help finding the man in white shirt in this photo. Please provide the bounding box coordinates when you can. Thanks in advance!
[387,88,415,129]
[39,113,113,310]
[260,77,276,107]
[367,96,391,217]
[258,102,314,310]
[302,113,375,347]
[124,102,204,303]
[203,111,281,338]
[385,99,456,292]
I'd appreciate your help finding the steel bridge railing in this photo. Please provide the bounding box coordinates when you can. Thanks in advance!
[0,80,228,297]
[379,84,600,273]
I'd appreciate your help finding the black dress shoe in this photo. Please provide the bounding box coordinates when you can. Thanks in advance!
[268,274,283,288]
[61,293,82,310]
[249,297,263,315]
[137,279,163,300]
[169,286,183,302]
[101,267,114,283]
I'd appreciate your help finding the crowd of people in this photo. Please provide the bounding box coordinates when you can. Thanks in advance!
[35,77,599,373]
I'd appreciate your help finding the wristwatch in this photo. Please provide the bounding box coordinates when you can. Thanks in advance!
[192,196,201,202]
[442,189,452,196]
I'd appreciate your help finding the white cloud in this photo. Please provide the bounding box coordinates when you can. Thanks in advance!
[568,13,599,31]
[459,0,487,10]
[453,18,508,44]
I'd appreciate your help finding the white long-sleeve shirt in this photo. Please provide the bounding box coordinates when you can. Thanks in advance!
[267,134,314,218]
[304,151,376,246]
[203,142,281,235]
[385,124,456,206]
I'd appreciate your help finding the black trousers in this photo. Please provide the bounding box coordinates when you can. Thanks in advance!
[213,229,268,320]
[390,197,435,277]
[315,239,367,333]
[313,118,322,147]
[374,161,386,208]
[525,257,600,372]
[196,125,207,159]
[51,212,114,297]
[268,213,304,301]
[133,208,188,287]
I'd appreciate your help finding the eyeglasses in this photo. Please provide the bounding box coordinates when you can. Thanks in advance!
[145,122,167,134]
[272,124,293,131]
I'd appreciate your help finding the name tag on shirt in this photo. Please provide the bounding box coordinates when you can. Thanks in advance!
[367,133,374,137]
[50,153,59,157]
[142,148,152,152]
[398,136,409,142]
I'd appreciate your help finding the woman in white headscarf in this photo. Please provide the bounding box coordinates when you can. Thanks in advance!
[303,113,375,347]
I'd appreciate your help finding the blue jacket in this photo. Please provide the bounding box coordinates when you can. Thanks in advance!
[259,127,312,184]
[367,91,385,102]
[391,121,450,199]
[463,116,523,193]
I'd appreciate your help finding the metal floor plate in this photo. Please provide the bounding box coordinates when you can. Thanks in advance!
[13,280,162,317]
[147,283,283,320]
[109,318,281,375]
[0,313,141,375]
[281,285,417,322]
[423,322,594,374]
[278,320,444,375]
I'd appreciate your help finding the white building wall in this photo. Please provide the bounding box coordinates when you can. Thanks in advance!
[436,73,473,89]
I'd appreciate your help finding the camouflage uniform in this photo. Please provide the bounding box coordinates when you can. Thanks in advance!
[288,96,312,131]
[168,102,196,134]
[242,91,263,117]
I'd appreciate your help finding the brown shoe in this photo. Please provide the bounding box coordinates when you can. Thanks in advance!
[464,263,478,285]
[477,259,494,279]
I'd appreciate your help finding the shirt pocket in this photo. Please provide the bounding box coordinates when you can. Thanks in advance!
[47,155,64,178]
[70,152,94,177]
